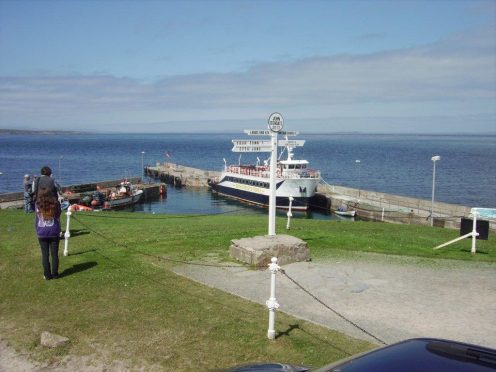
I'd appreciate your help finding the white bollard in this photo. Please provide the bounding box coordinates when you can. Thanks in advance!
[63,211,72,256]
[286,196,294,230]
[471,212,479,255]
[266,257,280,340]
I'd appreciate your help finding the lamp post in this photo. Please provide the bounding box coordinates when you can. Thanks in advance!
[141,151,145,177]
[431,155,441,227]
[355,159,361,201]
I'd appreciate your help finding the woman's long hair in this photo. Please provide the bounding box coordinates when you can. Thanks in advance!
[36,188,58,220]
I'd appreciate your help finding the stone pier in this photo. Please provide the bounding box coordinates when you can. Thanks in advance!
[145,162,220,187]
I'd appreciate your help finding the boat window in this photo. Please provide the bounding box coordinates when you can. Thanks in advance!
[302,164,306,169]
[295,164,301,169]
[289,164,295,169]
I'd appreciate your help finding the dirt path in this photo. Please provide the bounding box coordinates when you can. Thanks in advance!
[173,253,496,348]
[0,339,38,371]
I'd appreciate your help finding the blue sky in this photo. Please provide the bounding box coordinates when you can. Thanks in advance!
[0,0,495,133]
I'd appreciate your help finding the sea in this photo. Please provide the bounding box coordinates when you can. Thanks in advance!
[1,133,495,216]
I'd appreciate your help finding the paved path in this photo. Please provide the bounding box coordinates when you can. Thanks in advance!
[173,254,496,348]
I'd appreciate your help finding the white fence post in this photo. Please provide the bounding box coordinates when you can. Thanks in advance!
[63,211,72,256]
[471,211,479,255]
[266,257,280,340]
[286,196,293,230]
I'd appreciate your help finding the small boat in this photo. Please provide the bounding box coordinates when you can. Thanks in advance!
[208,132,320,211]
[68,204,93,212]
[334,209,356,217]
[107,181,143,208]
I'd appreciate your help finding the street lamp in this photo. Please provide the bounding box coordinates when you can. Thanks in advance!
[355,159,361,200]
[431,155,441,227]
[141,151,146,177]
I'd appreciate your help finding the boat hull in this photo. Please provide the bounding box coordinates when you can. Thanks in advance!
[334,210,356,217]
[210,181,311,211]
[109,190,143,208]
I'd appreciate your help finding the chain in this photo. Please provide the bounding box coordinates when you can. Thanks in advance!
[280,268,388,346]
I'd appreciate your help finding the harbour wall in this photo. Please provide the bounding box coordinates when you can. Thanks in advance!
[145,162,220,187]
[0,177,162,209]
[313,184,478,230]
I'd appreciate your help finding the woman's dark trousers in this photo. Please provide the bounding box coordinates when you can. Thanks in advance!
[38,238,59,279]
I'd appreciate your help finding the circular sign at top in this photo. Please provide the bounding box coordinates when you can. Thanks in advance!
[268,112,284,133]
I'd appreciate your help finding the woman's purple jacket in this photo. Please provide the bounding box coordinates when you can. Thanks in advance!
[35,204,61,238]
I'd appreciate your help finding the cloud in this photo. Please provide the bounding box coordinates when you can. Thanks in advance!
[0,26,494,132]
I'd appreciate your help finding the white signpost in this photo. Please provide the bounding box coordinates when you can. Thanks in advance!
[231,113,285,236]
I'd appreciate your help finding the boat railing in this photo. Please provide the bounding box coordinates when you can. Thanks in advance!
[228,165,270,178]
[227,165,320,179]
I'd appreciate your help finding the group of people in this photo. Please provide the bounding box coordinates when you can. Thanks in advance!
[25,166,63,280]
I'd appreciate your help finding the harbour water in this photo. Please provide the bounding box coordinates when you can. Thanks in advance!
[1,133,495,213]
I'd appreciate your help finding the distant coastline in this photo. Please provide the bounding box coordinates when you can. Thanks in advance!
[0,128,494,136]
[0,129,86,135]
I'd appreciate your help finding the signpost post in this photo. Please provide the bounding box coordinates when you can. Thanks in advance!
[267,113,284,236]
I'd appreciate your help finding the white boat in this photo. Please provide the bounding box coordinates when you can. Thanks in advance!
[208,135,320,211]
[107,181,143,208]
[334,209,356,217]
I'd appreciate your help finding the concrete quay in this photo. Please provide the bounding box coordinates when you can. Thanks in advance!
[313,184,483,230]
[145,162,220,187]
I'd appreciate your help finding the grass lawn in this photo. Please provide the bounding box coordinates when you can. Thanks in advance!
[1,209,494,370]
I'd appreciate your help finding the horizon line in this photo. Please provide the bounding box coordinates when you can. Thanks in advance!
[1,128,496,136]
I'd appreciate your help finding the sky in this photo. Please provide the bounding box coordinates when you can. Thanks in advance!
[0,0,495,133]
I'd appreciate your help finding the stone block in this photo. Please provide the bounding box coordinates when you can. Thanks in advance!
[40,331,69,348]
[229,234,309,267]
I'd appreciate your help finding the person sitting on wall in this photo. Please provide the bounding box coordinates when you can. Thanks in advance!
[23,174,33,213]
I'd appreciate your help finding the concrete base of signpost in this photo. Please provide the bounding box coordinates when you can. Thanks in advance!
[229,234,309,267]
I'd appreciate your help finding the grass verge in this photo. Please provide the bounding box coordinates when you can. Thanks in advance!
[0,210,494,370]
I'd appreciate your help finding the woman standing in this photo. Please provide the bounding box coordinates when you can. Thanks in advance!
[35,189,61,280]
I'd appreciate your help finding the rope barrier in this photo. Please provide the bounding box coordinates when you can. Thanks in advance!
[71,214,251,269]
[280,268,388,346]
[69,206,250,220]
